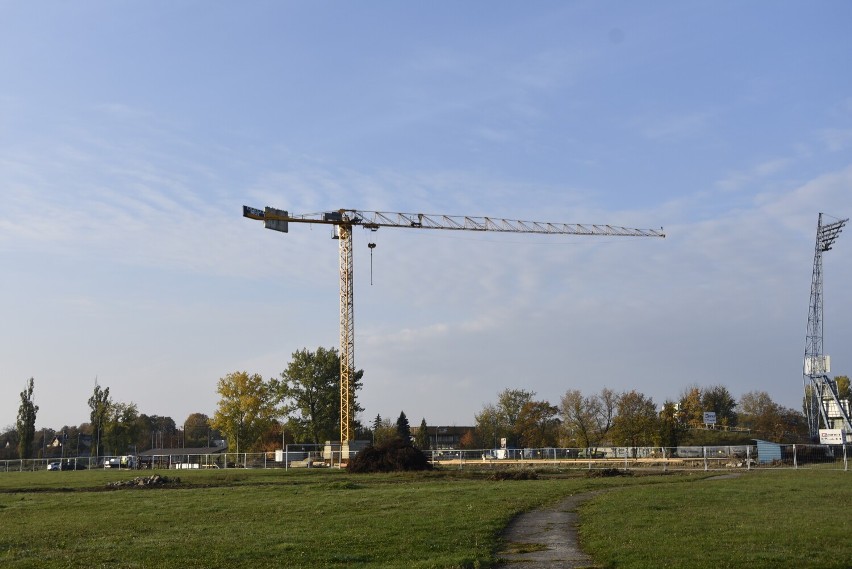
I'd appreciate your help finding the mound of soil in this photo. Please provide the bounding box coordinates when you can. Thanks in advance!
[347,438,433,473]
[585,468,633,478]
[107,474,181,488]
[489,470,539,481]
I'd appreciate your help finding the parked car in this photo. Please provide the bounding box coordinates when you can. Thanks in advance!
[61,459,87,471]
[47,461,61,471]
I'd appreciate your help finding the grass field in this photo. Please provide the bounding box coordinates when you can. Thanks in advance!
[0,467,848,568]
[580,470,852,569]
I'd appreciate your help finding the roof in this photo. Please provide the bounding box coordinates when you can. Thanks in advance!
[137,446,228,456]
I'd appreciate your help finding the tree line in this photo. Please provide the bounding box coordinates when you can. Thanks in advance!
[5,353,850,458]
[466,380,850,451]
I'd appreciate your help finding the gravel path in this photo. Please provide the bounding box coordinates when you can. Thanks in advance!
[495,491,604,568]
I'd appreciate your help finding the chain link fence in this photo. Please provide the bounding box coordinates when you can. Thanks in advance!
[1,444,848,473]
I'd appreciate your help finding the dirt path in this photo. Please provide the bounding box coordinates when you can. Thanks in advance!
[495,491,604,568]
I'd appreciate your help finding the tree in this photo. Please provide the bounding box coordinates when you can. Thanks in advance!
[701,385,737,427]
[88,383,111,457]
[372,417,397,446]
[1,425,19,460]
[102,401,140,455]
[610,391,659,450]
[211,371,280,453]
[658,401,685,448]
[515,400,560,448]
[414,418,430,450]
[458,430,477,449]
[835,375,850,401]
[276,347,363,445]
[473,404,501,450]
[183,412,211,447]
[496,388,536,447]
[559,388,615,448]
[16,378,38,459]
[395,411,411,442]
[738,390,804,441]
[678,386,704,428]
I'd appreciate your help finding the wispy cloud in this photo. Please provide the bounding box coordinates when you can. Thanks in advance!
[819,128,852,152]
[715,157,792,193]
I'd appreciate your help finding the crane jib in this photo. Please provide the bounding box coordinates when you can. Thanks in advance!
[243,204,665,450]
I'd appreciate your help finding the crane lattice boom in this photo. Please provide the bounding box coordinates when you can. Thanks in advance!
[244,205,665,450]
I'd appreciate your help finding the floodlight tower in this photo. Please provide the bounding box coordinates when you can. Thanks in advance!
[802,213,851,440]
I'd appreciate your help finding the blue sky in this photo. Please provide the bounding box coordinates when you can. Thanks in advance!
[2,1,851,432]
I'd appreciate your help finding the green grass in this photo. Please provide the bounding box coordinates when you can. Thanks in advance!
[580,470,852,569]
[1,468,848,568]
[0,467,651,568]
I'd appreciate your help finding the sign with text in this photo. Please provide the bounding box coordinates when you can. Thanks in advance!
[703,412,717,425]
[819,429,846,445]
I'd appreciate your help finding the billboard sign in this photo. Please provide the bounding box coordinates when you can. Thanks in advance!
[818,429,846,445]
[703,412,717,425]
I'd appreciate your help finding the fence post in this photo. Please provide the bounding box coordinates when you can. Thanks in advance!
[793,444,797,469]
[747,446,751,471]
[588,447,592,471]
[844,444,848,472]
[662,447,667,473]
[703,446,708,471]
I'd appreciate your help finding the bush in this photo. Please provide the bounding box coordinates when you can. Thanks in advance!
[347,438,433,473]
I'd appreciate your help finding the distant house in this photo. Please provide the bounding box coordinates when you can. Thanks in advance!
[409,426,475,450]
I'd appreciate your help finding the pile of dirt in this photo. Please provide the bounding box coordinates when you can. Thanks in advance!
[585,467,633,478]
[107,474,181,488]
[347,439,433,473]
[489,470,539,481]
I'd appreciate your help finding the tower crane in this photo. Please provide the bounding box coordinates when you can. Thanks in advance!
[244,205,665,452]
[802,212,851,440]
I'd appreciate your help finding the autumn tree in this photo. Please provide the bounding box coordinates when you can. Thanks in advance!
[276,347,363,445]
[414,418,430,450]
[458,430,477,449]
[559,388,616,448]
[16,378,38,459]
[610,390,659,450]
[515,400,560,448]
[677,386,704,428]
[211,371,281,453]
[478,388,536,447]
[738,390,806,441]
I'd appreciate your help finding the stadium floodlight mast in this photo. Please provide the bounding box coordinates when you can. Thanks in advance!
[802,212,851,441]
[244,205,665,457]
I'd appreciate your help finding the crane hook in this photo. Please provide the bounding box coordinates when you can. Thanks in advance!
[368,242,376,285]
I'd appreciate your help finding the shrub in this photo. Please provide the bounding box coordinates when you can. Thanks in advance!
[347,438,433,473]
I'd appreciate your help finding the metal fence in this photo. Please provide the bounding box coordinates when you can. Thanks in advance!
[1,444,848,473]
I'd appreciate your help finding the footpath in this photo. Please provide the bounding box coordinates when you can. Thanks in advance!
[495,491,604,568]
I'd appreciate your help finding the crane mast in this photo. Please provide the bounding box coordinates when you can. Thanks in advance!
[244,205,665,451]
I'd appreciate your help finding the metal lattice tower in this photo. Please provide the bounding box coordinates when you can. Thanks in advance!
[803,212,850,439]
